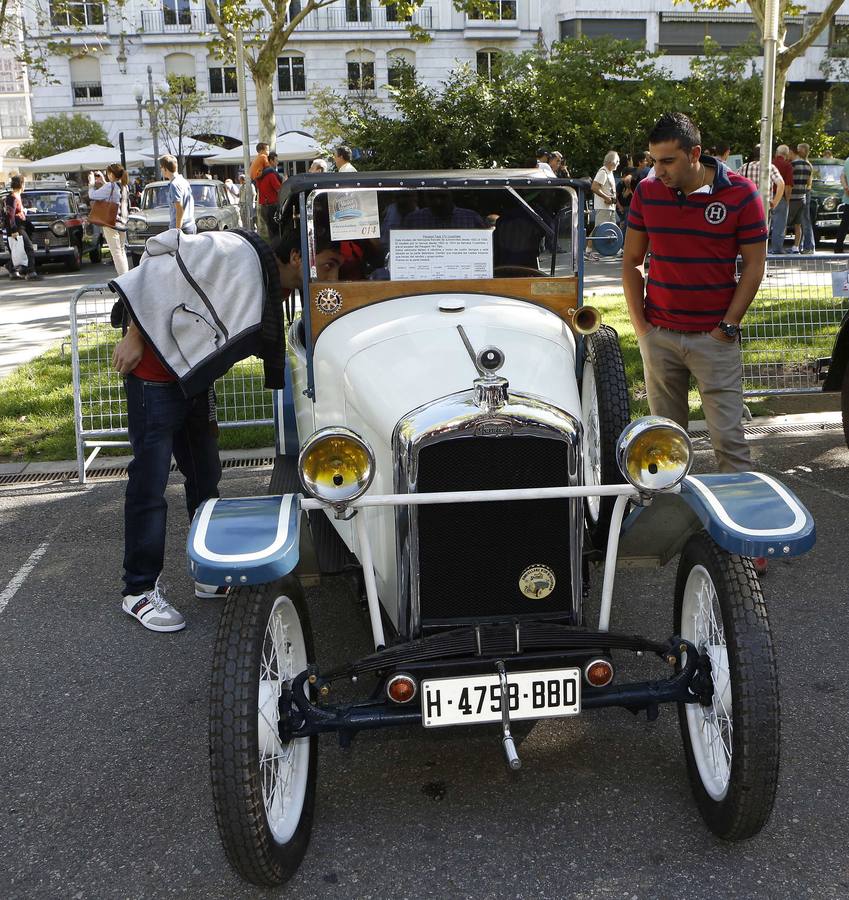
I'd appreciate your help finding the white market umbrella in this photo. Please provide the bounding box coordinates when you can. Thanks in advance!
[137,139,227,159]
[19,143,146,173]
[205,131,322,166]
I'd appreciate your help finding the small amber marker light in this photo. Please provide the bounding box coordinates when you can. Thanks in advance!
[585,659,614,687]
[386,674,418,704]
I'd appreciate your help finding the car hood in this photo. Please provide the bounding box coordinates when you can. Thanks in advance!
[130,209,170,226]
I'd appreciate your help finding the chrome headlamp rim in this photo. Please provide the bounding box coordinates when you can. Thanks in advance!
[616,415,693,493]
[50,220,67,236]
[297,426,376,506]
[823,196,839,212]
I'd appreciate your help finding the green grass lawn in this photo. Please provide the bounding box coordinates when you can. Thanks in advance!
[2,289,843,463]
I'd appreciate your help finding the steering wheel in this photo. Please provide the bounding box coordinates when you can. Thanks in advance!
[493,265,548,278]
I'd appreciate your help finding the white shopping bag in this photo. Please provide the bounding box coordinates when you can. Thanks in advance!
[9,233,28,269]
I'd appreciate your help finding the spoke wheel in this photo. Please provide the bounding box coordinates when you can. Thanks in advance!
[674,531,779,840]
[209,576,317,886]
[580,325,630,548]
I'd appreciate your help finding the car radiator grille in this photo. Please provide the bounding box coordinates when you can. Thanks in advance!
[415,436,574,625]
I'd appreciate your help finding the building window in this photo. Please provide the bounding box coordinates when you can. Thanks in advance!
[346,0,371,23]
[164,52,196,90]
[476,49,502,80]
[278,54,306,95]
[347,60,375,91]
[287,0,302,23]
[50,1,105,28]
[387,49,415,88]
[69,55,102,105]
[0,57,25,94]
[469,1,516,21]
[163,0,191,26]
[208,64,238,98]
[0,98,29,138]
[658,16,760,54]
[559,18,646,42]
[830,21,849,57]
[386,4,411,22]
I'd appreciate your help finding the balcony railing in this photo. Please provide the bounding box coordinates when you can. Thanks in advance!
[72,82,103,105]
[139,5,433,34]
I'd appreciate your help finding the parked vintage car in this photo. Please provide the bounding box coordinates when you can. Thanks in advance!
[810,157,846,242]
[186,170,815,886]
[125,178,240,264]
[0,187,100,270]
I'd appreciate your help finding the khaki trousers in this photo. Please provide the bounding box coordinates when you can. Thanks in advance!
[637,326,751,473]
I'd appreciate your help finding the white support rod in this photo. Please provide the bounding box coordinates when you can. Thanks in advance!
[597,493,632,633]
[758,0,780,220]
[354,511,386,651]
[301,484,638,511]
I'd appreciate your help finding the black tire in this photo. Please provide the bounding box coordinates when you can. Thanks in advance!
[209,576,318,886]
[841,364,849,449]
[65,243,82,272]
[89,242,101,264]
[580,324,630,548]
[129,251,142,268]
[673,531,779,841]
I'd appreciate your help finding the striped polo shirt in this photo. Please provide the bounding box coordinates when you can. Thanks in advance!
[790,158,812,201]
[627,157,767,331]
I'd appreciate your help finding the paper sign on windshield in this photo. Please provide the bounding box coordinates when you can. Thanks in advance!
[390,229,493,280]
[328,191,381,240]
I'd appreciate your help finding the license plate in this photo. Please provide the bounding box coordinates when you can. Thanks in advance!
[422,667,581,728]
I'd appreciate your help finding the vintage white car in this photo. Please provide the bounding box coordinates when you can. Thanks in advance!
[187,170,815,886]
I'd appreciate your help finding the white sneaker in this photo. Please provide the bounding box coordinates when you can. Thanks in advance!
[789,246,800,254]
[194,581,229,599]
[122,579,186,632]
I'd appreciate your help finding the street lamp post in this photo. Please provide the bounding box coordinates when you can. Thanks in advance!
[134,65,161,167]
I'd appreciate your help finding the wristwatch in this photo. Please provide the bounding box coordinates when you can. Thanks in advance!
[717,320,741,338]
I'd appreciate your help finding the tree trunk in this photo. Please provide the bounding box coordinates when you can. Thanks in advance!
[251,63,278,149]
[773,61,789,135]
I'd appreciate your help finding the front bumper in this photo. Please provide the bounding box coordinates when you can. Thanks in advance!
[282,632,708,740]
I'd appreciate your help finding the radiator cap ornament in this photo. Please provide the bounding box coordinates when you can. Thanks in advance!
[519,564,556,599]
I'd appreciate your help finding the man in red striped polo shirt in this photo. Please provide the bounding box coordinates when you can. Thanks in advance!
[623,111,767,475]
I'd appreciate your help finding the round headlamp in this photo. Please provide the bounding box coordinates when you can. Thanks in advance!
[616,416,692,493]
[197,216,218,230]
[50,220,67,236]
[298,427,375,505]
[823,196,839,212]
[127,218,144,233]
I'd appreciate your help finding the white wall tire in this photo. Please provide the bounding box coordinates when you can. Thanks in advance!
[674,532,779,840]
[209,576,317,885]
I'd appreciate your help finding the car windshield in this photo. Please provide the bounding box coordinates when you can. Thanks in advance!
[814,165,844,184]
[20,192,72,216]
[305,185,578,284]
[141,183,219,209]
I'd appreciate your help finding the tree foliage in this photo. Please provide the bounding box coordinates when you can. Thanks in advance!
[19,112,110,161]
[154,74,221,168]
[305,38,766,176]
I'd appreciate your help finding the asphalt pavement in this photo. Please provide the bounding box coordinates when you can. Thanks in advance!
[1,431,848,899]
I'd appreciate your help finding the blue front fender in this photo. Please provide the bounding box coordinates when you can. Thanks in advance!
[187,494,301,587]
[618,472,815,566]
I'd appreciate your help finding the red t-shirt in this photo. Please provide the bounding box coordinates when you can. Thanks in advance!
[627,161,767,332]
[772,156,793,191]
[132,341,175,382]
[256,168,282,206]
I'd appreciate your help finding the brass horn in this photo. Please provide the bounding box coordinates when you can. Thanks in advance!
[566,305,601,336]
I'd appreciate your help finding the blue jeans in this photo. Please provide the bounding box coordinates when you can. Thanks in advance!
[769,197,788,254]
[122,375,221,596]
[800,194,815,252]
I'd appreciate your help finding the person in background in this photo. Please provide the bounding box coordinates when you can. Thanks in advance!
[591,151,619,225]
[223,177,240,206]
[551,151,570,178]
[834,150,849,254]
[249,142,270,181]
[131,177,143,207]
[3,174,40,280]
[88,163,131,275]
[787,144,813,254]
[159,154,196,234]
[256,150,283,239]
[796,143,816,254]
[739,145,784,224]
[309,158,329,173]
[535,148,555,178]
[769,144,793,254]
[616,166,636,235]
[713,142,732,163]
[333,146,357,173]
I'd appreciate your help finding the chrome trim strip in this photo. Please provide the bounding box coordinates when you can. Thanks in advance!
[392,388,584,638]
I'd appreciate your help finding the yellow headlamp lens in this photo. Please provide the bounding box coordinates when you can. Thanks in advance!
[617,417,692,492]
[298,428,375,503]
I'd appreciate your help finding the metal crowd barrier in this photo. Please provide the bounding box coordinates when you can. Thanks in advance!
[740,254,849,397]
[70,285,274,484]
